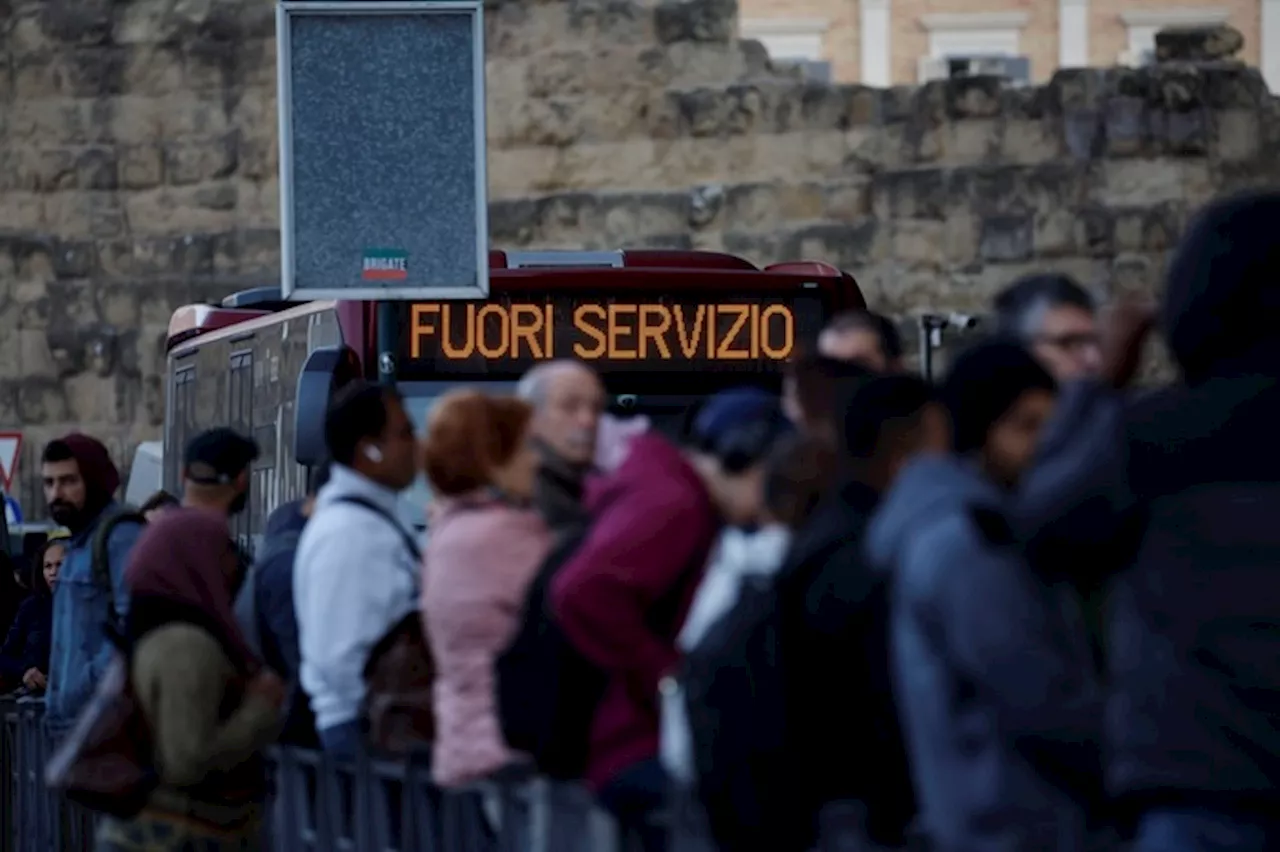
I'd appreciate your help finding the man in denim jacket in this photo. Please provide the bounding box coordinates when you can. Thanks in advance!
[40,434,143,740]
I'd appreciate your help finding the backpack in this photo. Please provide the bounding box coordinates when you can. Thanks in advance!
[340,496,435,755]
[234,528,304,663]
[683,522,868,852]
[90,507,148,631]
[495,523,609,780]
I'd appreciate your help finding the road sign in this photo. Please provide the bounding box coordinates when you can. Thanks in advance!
[277,0,490,302]
[0,432,21,492]
[4,495,22,527]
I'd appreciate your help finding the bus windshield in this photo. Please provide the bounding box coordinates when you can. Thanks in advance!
[398,381,516,531]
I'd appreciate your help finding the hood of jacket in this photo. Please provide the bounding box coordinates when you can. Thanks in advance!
[866,454,1002,575]
[717,525,791,576]
[585,432,708,515]
[1163,191,1280,384]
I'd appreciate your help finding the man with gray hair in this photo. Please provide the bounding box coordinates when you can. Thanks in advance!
[516,360,606,538]
[993,274,1102,381]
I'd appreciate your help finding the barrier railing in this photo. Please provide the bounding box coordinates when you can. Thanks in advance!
[0,696,710,852]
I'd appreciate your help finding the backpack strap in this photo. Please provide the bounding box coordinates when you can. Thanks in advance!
[90,508,147,627]
[333,495,421,584]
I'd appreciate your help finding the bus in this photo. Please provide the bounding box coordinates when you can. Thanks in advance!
[162,249,866,550]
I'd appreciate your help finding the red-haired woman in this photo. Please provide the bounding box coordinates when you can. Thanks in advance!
[420,390,550,788]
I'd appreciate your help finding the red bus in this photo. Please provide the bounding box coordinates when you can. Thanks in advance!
[162,249,865,548]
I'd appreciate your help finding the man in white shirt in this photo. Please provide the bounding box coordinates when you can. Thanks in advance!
[293,381,420,756]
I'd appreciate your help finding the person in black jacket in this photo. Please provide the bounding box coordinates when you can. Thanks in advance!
[1018,189,1280,852]
[777,374,951,851]
[0,538,62,693]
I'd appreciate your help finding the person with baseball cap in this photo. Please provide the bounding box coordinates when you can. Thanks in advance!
[181,427,260,517]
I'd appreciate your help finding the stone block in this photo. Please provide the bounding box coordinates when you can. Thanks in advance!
[1001,119,1062,164]
[1103,97,1146,157]
[118,143,165,189]
[870,169,948,221]
[76,147,119,190]
[1033,208,1078,258]
[891,219,948,269]
[1092,159,1209,207]
[122,45,185,96]
[654,0,735,44]
[1112,203,1184,253]
[163,135,238,186]
[979,214,1033,263]
[1213,110,1261,163]
[778,220,881,270]
[943,76,1004,120]
[1155,26,1244,63]
[822,178,871,222]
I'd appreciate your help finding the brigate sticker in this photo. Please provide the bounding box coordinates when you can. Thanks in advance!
[361,248,409,282]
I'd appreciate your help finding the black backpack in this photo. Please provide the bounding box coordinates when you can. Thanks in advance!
[495,524,609,779]
[683,514,875,852]
[683,572,794,851]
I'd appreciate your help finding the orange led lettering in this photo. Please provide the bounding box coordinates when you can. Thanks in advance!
[440,305,474,358]
[410,300,797,365]
[573,305,607,359]
[715,305,751,360]
[410,304,440,359]
[476,305,508,358]
[673,305,705,358]
[509,303,550,355]
[760,304,794,359]
[638,306,671,358]
[607,305,638,360]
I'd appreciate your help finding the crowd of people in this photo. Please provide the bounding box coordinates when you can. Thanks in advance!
[4,188,1280,852]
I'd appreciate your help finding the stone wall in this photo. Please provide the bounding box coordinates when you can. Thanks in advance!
[2,0,1279,506]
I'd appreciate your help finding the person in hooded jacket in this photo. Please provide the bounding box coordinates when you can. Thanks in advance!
[661,431,821,787]
[867,340,1104,852]
[0,538,62,693]
[765,374,946,852]
[1017,190,1280,852]
[41,433,145,739]
[551,387,792,852]
[94,508,285,851]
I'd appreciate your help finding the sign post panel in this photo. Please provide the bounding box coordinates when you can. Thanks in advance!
[277,0,489,302]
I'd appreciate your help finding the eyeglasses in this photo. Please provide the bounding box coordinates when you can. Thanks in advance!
[1033,332,1101,352]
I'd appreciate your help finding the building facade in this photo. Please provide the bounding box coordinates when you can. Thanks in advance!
[740,0,1275,88]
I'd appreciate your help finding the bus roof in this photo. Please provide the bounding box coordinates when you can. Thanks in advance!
[165,249,865,351]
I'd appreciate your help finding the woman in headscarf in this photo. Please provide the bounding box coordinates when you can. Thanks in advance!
[94,509,285,852]
[0,538,62,693]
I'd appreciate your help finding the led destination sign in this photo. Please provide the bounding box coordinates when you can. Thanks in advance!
[402,293,825,376]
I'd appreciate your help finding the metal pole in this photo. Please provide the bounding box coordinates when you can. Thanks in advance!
[376,301,397,385]
[917,315,935,383]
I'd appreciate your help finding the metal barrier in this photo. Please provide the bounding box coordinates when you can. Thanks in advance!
[0,695,698,852]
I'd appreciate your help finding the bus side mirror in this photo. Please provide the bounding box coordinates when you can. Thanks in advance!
[295,345,362,467]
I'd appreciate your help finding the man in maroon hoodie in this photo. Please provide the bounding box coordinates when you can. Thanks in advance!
[552,388,795,851]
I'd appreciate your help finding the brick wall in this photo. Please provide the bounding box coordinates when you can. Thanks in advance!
[1,0,1278,504]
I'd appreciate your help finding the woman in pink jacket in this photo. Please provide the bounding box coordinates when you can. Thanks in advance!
[420,390,551,788]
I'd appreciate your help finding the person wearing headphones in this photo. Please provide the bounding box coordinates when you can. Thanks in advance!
[293,381,420,757]
[551,387,794,852]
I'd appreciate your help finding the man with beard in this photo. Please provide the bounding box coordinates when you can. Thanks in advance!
[41,433,145,737]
